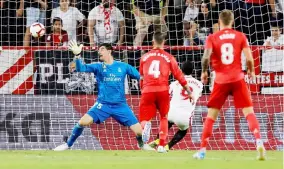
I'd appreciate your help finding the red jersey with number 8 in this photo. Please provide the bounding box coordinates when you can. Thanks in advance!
[139,48,187,93]
[205,28,249,84]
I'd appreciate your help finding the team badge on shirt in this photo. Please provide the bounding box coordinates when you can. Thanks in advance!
[118,67,121,72]
[103,64,107,72]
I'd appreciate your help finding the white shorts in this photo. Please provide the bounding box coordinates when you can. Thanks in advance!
[168,106,194,130]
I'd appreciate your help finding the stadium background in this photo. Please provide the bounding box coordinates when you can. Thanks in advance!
[0,0,283,151]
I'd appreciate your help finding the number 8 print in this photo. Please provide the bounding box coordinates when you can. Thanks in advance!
[221,43,234,65]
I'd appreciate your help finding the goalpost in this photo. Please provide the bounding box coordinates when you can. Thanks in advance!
[0,0,283,150]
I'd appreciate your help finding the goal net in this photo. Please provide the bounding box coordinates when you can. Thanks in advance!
[0,0,283,150]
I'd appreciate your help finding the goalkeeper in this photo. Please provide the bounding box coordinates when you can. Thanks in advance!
[54,41,154,151]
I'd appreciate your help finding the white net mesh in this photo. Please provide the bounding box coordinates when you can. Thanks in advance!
[0,0,283,150]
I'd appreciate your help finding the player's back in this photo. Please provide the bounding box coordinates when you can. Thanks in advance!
[140,49,174,93]
[170,75,203,108]
[208,28,248,84]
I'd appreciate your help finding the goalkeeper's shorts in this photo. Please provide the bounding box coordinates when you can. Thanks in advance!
[87,102,138,127]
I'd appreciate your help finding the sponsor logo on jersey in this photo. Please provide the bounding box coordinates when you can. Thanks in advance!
[104,73,122,82]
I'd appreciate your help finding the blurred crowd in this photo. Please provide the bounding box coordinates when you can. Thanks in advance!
[0,0,283,47]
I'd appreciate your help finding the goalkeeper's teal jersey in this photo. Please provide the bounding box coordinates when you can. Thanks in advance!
[75,59,140,104]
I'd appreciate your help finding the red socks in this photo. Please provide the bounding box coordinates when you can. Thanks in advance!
[246,113,261,139]
[200,117,215,148]
[159,117,168,146]
[199,113,261,149]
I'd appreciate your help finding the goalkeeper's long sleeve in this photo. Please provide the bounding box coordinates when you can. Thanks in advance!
[75,59,99,73]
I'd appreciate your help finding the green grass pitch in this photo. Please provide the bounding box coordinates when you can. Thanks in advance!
[0,150,282,169]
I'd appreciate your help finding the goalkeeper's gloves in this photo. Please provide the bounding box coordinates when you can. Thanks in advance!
[68,40,83,58]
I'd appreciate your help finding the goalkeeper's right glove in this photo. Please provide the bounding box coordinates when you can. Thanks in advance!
[68,40,83,58]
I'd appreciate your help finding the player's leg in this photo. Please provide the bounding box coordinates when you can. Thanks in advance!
[193,82,229,159]
[148,121,174,149]
[111,103,155,150]
[233,80,265,160]
[166,109,193,150]
[54,102,110,151]
[156,91,171,153]
[139,92,157,143]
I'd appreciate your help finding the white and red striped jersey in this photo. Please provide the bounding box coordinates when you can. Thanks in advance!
[169,75,203,109]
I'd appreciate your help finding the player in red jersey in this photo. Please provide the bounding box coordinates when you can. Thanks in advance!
[193,10,266,160]
[139,32,194,153]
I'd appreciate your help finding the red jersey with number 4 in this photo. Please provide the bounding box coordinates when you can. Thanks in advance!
[139,48,187,93]
[205,28,249,84]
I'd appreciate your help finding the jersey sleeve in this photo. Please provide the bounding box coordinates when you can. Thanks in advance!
[204,35,213,49]
[75,59,99,74]
[116,8,125,22]
[241,33,249,49]
[169,56,187,86]
[88,7,97,20]
[75,7,85,22]
[126,64,140,80]
[183,7,191,21]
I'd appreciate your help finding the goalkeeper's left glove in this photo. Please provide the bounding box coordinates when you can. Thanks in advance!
[68,40,83,58]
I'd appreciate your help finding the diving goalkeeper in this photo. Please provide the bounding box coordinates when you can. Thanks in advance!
[54,41,154,151]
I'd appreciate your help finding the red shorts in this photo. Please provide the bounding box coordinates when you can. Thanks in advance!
[208,79,253,109]
[139,91,170,121]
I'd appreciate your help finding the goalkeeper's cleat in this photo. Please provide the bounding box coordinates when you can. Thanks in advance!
[149,139,159,149]
[141,144,156,151]
[193,150,206,160]
[256,140,266,161]
[142,121,152,143]
[54,143,70,151]
[157,146,167,153]
[164,144,169,152]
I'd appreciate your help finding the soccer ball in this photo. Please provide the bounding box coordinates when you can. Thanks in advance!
[30,22,45,38]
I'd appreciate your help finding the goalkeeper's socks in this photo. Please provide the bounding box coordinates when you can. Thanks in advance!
[246,113,261,139]
[136,135,144,148]
[200,117,215,148]
[159,117,168,146]
[67,123,84,147]
[168,129,188,149]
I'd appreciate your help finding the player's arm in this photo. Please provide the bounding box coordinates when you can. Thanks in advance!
[68,40,98,73]
[139,59,144,89]
[169,57,194,102]
[126,63,140,80]
[242,34,255,78]
[201,35,213,84]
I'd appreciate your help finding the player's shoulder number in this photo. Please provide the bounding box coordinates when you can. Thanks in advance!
[221,43,234,65]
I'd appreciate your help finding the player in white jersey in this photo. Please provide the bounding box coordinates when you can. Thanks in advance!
[149,61,203,151]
